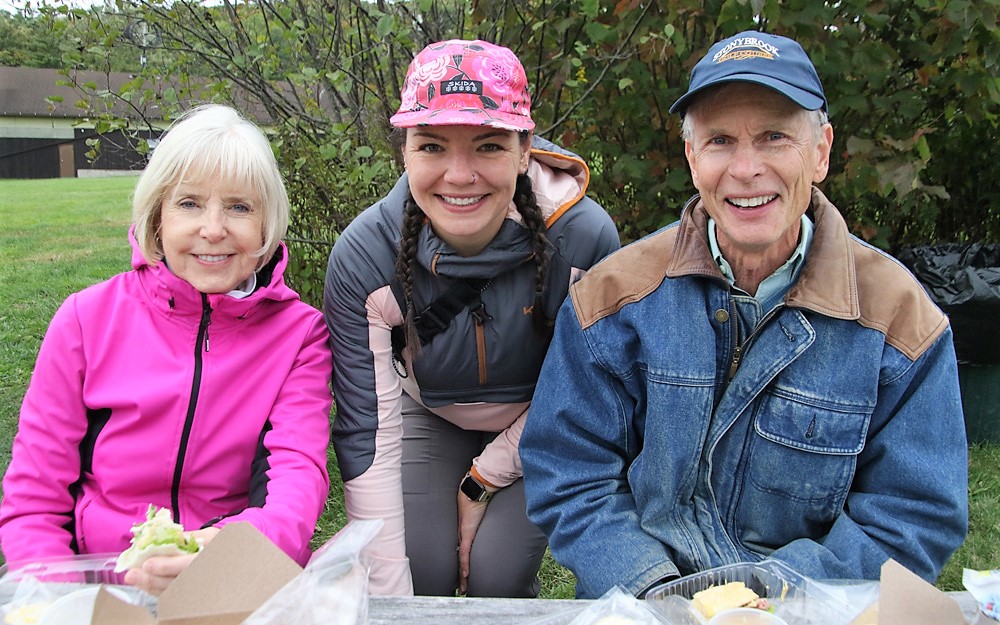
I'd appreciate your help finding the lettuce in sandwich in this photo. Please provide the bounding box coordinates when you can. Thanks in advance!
[114,505,203,573]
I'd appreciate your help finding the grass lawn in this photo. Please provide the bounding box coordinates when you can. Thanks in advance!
[0,176,995,597]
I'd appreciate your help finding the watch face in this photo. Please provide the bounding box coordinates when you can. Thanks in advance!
[461,474,489,502]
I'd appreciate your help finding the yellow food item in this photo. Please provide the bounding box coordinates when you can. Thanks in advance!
[847,602,878,625]
[3,603,49,625]
[692,582,761,618]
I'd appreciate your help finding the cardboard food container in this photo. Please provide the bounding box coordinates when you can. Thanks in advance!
[91,522,302,625]
[849,559,992,625]
[0,523,302,625]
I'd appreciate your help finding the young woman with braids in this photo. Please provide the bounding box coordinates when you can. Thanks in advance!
[323,40,620,597]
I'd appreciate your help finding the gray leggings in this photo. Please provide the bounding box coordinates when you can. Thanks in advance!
[400,396,547,597]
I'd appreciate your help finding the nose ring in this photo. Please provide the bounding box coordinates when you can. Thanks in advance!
[471,173,478,184]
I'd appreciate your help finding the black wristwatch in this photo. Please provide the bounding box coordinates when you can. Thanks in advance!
[460,471,494,503]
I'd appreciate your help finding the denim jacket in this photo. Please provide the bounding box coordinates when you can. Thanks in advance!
[520,189,968,599]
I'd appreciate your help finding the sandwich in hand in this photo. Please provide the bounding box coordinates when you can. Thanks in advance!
[114,505,203,573]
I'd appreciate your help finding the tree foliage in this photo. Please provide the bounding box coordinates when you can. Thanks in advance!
[0,9,63,67]
[26,0,1000,305]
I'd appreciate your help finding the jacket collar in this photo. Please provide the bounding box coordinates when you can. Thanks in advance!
[417,218,533,280]
[128,227,297,319]
[666,187,860,320]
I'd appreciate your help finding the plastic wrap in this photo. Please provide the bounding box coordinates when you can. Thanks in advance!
[0,555,154,624]
[524,586,667,625]
[963,569,1000,621]
[242,519,382,625]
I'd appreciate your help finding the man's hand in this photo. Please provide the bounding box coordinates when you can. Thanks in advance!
[456,492,489,595]
[124,526,220,595]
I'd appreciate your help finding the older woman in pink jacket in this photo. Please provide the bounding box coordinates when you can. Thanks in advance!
[0,104,332,595]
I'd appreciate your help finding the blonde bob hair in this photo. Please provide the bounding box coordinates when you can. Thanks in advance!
[132,104,289,270]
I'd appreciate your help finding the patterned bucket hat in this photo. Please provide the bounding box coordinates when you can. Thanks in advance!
[390,39,535,132]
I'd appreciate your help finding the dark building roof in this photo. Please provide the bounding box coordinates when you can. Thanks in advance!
[0,66,272,123]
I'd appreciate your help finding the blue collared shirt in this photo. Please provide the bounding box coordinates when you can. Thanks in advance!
[708,213,814,314]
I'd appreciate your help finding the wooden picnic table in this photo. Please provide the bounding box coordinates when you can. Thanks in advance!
[368,591,984,624]
[369,595,579,624]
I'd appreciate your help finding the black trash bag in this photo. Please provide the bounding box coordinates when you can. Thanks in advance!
[897,243,1000,365]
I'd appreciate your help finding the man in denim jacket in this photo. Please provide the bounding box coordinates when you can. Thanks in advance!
[520,30,968,600]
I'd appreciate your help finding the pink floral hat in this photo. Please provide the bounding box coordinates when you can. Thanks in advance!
[390,39,535,132]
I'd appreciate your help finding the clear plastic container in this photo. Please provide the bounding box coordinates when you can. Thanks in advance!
[708,607,789,625]
[0,554,155,622]
[644,560,853,625]
[0,554,124,586]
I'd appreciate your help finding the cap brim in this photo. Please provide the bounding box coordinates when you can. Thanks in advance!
[670,74,826,115]
[390,107,534,132]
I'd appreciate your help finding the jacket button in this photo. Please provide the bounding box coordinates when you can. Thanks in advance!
[714,309,730,323]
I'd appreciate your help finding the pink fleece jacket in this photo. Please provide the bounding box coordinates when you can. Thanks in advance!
[0,232,332,566]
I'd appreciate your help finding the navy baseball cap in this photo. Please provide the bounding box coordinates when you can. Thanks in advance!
[670,31,827,115]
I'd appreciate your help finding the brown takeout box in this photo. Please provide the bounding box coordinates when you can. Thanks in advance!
[91,522,302,625]
[850,559,991,625]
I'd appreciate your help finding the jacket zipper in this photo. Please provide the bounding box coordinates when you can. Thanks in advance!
[170,294,212,523]
[715,299,786,558]
[727,300,742,381]
[726,300,784,381]
[471,302,491,385]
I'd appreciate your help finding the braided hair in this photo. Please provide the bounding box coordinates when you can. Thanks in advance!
[394,193,427,357]
[393,130,550,360]
[512,171,551,336]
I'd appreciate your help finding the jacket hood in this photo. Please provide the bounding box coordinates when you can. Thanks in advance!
[527,135,591,228]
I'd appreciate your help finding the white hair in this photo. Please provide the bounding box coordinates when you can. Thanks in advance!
[680,85,829,141]
[132,104,289,270]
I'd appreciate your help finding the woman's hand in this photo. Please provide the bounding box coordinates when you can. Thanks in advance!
[124,526,220,595]
[456,492,489,595]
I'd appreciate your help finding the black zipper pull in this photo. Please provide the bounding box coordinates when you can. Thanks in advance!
[200,296,213,352]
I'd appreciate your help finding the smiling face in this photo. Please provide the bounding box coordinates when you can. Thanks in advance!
[684,83,833,272]
[159,172,265,293]
[402,125,531,257]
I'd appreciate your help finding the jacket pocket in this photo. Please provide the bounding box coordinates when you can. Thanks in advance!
[73,491,96,554]
[733,391,872,551]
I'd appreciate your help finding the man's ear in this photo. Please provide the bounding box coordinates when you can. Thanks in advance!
[813,123,834,183]
[685,140,699,188]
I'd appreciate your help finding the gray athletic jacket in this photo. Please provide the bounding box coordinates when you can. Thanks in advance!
[323,136,620,594]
